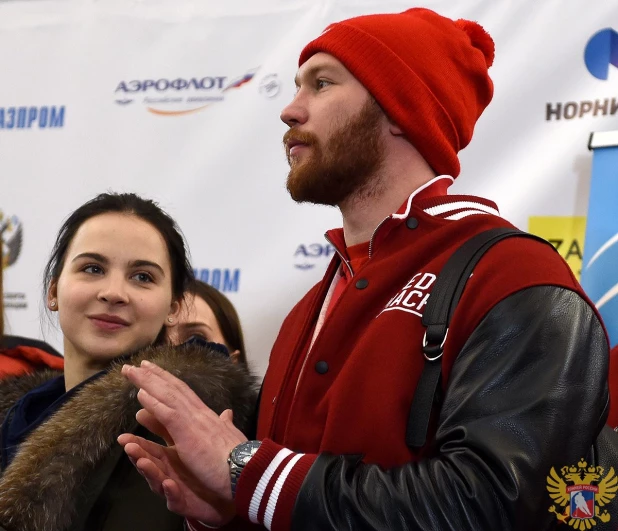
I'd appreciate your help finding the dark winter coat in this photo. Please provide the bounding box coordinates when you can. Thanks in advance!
[0,342,258,531]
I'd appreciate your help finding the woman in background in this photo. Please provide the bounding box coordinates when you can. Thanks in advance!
[0,193,256,531]
[167,280,248,366]
[0,227,63,378]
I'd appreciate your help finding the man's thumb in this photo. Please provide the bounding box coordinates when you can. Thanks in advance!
[220,409,234,423]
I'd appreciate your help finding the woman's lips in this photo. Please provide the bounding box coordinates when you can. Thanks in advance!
[88,314,130,331]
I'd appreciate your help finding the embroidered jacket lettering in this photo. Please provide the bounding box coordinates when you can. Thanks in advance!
[380,272,436,317]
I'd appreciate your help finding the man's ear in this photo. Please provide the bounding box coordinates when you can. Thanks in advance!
[47,280,58,311]
[164,300,181,328]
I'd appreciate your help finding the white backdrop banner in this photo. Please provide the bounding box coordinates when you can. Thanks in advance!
[2,0,618,375]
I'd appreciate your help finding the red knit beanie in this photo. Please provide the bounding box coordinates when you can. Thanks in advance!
[298,8,495,177]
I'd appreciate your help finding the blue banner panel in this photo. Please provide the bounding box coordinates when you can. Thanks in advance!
[581,141,618,346]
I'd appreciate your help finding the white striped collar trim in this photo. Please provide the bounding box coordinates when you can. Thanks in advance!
[392,175,455,220]
[444,209,496,221]
[424,201,500,218]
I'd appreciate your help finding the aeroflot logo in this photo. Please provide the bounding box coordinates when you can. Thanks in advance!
[584,28,618,80]
[114,70,258,116]
[293,243,335,270]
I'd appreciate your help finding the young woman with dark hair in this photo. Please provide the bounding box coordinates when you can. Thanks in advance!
[0,193,256,531]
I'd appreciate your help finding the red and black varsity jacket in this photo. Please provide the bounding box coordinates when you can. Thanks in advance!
[192,177,609,531]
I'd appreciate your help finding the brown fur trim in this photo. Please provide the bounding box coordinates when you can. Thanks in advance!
[0,343,257,531]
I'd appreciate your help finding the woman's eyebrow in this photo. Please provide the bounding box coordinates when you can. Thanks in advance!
[182,321,213,331]
[129,260,165,276]
[72,252,108,264]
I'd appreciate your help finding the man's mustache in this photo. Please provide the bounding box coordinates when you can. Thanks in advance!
[282,129,318,153]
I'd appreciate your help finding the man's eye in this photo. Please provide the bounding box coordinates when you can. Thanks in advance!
[316,79,331,90]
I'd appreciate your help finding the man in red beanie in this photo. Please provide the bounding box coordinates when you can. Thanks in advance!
[119,8,610,530]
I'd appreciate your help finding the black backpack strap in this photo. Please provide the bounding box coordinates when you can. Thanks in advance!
[405,227,554,450]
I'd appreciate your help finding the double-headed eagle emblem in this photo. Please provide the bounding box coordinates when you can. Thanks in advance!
[0,213,22,268]
[547,459,617,529]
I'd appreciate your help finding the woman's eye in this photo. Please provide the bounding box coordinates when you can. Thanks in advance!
[183,333,211,347]
[83,264,103,275]
[187,331,213,343]
[131,272,153,283]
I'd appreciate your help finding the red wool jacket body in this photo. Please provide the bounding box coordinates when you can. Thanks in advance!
[191,178,606,531]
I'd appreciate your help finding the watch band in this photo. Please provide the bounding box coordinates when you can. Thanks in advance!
[228,440,262,500]
[230,464,242,500]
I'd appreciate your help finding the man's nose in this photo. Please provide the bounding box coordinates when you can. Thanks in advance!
[280,92,309,127]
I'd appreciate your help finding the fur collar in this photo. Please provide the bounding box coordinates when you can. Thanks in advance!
[0,343,257,531]
[0,369,63,426]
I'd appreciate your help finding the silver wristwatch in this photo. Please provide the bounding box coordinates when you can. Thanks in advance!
[228,440,262,499]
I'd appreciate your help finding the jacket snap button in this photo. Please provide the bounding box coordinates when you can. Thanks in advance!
[406,217,419,229]
[355,278,369,290]
[315,361,329,374]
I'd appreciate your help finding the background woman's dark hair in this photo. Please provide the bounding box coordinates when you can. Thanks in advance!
[191,280,248,365]
[43,193,194,302]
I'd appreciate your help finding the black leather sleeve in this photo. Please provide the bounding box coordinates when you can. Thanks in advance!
[291,286,609,531]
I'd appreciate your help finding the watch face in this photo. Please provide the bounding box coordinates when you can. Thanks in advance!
[232,441,261,466]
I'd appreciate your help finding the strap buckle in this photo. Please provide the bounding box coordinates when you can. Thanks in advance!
[422,329,448,361]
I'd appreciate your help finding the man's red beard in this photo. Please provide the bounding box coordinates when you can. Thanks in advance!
[283,98,385,206]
